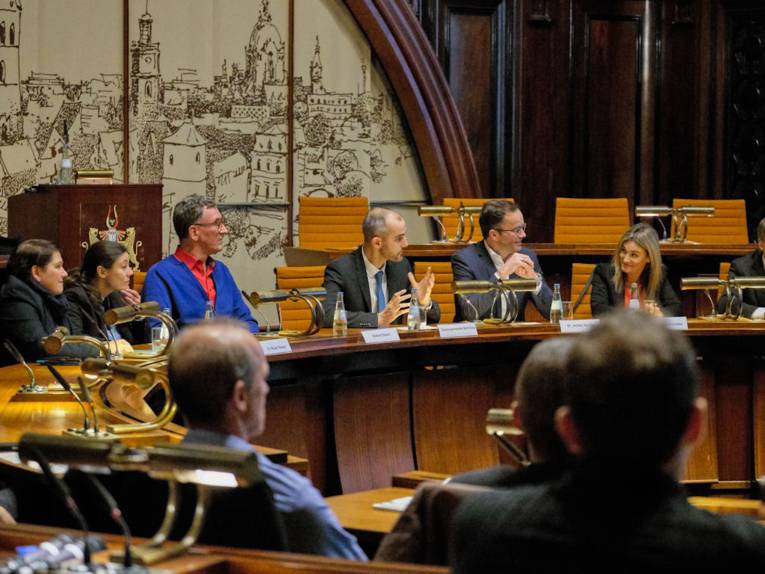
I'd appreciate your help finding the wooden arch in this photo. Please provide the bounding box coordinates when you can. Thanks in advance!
[344,0,481,202]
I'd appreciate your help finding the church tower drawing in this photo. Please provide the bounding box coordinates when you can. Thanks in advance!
[130,2,161,118]
[162,121,207,208]
[245,0,286,99]
[0,0,22,144]
[310,36,324,95]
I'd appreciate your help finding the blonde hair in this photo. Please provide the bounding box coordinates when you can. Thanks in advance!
[611,223,662,298]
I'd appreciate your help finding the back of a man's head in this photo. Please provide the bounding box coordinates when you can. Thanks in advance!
[168,318,261,430]
[515,336,574,463]
[564,311,698,467]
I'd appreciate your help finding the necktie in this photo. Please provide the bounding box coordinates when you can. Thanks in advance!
[375,270,386,312]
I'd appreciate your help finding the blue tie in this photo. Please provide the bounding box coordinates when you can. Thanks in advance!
[375,270,386,312]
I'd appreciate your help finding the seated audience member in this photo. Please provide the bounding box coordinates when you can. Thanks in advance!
[143,195,258,332]
[375,336,574,564]
[64,241,145,354]
[0,239,96,366]
[717,217,765,318]
[452,311,765,572]
[451,200,551,322]
[168,319,365,560]
[322,208,440,328]
[590,222,682,316]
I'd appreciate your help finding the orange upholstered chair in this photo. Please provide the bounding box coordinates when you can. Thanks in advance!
[414,261,454,323]
[441,198,513,242]
[274,265,326,331]
[298,196,368,249]
[133,271,147,295]
[671,198,749,244]
[553,197,631,244]
[570,263,596,319]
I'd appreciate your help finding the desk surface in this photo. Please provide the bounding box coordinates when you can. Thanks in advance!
[327,487,414,535]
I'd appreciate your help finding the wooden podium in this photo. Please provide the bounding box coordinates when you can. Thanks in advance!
[7,184,163,272]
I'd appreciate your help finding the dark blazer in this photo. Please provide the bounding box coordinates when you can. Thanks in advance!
[589,261,683,317]
[0,275,98,366]
[64,284,146,344]
[450,242,552,322]
[322,246,441,328]
[717,249,765,318]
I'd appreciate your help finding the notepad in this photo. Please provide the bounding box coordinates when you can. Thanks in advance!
[372,495,413,512]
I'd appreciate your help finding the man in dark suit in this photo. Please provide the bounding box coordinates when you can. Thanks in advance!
[451,311,765,573]
[322,208,440,328]
[451,200,551,322]
[718,217,765,318]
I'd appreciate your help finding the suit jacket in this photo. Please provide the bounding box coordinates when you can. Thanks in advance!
[717,249,765,318]
[589,262,683,317]
[322,247,440,328]
[450,243,552,322]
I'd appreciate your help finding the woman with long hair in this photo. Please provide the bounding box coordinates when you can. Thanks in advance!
[64,240,144,354]
[0,239,96,365]
[590,223,682,317]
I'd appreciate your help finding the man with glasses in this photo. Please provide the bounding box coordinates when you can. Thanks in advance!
[451,200,551,322]
[143,194,259,332]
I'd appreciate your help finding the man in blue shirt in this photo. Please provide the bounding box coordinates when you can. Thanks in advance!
[143,195,258,332]
[167,318,365,560]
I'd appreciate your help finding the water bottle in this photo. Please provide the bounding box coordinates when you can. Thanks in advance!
[550,283,562,325]
[159,307,171,345]
[333,291,348,336]
[204,300,215,320]
[629,282,640,310]
[408,288,421,331]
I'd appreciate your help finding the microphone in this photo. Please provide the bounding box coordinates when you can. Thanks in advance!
[77,376,109,438]
[20,444,98,567]
[3,339,46,393]
[250,304,277,333]
[46,364,91,435]
[68,470,136,570]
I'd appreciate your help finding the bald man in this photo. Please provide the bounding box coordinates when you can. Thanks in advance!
[322,208,440,328]
[168,319,365,559]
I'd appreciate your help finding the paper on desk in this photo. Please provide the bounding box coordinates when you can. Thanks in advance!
[373,495,413,512]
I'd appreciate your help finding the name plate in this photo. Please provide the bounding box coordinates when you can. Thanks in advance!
[438,323,479,338]
[559,319,600,333]
[662,316,688,331]
[260,338,293,356]
[361,328,400,344]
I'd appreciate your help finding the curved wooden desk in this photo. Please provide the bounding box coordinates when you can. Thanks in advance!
[1,321,764,496]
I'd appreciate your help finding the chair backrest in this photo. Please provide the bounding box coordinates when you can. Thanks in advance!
[275,265,327,331]
[571,263,596,319]
[671,198,749,244]
[441,198,513,242]
[554,197,631,244]
[133,270,147,295]
[375,481,489,565]
[414,261,453,323]
[298,196,368,249]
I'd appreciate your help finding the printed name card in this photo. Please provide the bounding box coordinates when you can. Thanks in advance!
[559,319,600,333]
[437,323,479,338]
[662,317,689,331]
[260,338,293,356]
[361,328,400,344]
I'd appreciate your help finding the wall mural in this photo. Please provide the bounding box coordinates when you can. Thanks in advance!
[0,0,427,319]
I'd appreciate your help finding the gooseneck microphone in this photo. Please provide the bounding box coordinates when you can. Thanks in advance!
[46,364,91,435]
[3,339,46,393]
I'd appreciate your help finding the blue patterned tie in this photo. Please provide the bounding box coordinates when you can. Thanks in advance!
[375,270,386,312]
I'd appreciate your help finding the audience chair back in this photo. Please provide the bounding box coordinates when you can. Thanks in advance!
[671,198,749,244]
[414,261,454,322]
[133,270,147,295]
[571,263,596,319]
[554,197,630,244]
[275,265,327,331]
[298,196,368,249]
[441,198,513,242]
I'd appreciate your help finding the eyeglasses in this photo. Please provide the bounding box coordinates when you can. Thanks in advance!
[192,218,227,231]
[493,224,527,235]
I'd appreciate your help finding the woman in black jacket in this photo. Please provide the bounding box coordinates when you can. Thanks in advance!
[590,223,682,317]
[64,241,144,354]
[0,239,97,366]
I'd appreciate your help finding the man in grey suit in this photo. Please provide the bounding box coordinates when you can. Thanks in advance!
[451,200,551,322]
[718,217,765,318]
[322,208,440,328]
